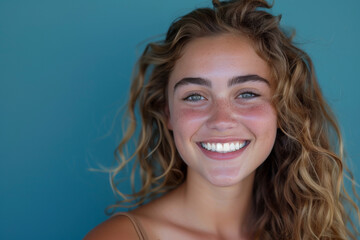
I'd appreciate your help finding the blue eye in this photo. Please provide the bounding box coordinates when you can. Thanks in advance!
[237,92,259,99]
[183,94,205,102]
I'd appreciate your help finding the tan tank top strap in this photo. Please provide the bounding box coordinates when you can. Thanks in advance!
[113,212,149,240]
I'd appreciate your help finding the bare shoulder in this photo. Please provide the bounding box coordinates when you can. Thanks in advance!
[84,187,185,240]
[83,215,139,240]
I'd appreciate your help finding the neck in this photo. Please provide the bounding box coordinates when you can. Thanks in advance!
[177,169,255,239]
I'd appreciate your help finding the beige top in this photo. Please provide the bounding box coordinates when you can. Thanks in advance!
[113,212,149,240]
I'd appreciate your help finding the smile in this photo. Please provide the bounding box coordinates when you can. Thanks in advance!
[200,141,249,153]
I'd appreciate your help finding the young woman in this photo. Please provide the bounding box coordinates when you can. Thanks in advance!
[85,0,360,239]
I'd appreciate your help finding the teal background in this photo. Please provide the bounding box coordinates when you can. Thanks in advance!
[1,0,359,239]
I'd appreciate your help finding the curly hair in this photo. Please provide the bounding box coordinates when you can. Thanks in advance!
[109,0,360,239]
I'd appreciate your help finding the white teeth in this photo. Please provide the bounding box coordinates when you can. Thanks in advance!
[230,142,235,151]
[216,143,223,152]
[200,141,247,153]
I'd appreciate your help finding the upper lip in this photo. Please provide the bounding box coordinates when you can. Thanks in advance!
[197,138,249,143]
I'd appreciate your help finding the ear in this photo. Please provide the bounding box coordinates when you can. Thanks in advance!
[164,104,173,130]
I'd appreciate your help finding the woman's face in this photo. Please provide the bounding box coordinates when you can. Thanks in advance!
[167,34,277,187]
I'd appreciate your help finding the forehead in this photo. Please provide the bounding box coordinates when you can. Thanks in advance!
[169,34,272,87]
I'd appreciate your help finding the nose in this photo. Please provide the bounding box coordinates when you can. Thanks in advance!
[206,99,238,131]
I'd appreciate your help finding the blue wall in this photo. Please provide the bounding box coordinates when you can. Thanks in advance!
[1,0,359,239]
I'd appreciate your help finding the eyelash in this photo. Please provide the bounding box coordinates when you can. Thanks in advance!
[182,91,259,102]
[183,93,206,102]
[237,91,259,99]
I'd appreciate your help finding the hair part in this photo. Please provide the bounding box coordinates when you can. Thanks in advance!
[109,0,360,239]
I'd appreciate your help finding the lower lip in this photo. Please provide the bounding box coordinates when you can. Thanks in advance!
[197,142,249,160]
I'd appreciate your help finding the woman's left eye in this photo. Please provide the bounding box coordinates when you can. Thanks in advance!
[183,93,206,102]
[237,92,259,99]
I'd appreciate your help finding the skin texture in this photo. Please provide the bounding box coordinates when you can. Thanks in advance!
[167,34,277,188]
[84,34,278,240]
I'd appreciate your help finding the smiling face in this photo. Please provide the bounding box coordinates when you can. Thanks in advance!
[167,34,277,187]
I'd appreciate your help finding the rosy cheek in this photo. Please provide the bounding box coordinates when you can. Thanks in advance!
[171,102,277,132]
[173,107,208,126]
[235,103,277,126]
[170,107,208,149]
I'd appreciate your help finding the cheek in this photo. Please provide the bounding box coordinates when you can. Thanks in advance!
[170,107,208,150]
[238,103,276,118]
[170,107,208,160]
[172,107,208,129]
[170,102,277,141]
[236,103,277,134]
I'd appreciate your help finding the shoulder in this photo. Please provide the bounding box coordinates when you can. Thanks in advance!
[83,214,139,240]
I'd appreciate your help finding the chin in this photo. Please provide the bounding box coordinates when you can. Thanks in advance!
[207,168,255,187]
[206,170,252,187]
[209,178,240,187]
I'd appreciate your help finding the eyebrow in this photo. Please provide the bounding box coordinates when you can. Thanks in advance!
[173,77,211,91]
[228,75,270,87]
[173,74,269,92]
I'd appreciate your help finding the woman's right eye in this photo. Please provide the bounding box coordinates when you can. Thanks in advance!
[183,94,206,102]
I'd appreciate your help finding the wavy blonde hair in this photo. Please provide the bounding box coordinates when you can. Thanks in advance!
[109,0,360,239]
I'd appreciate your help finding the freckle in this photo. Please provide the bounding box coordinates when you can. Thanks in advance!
[236,103,274,119]
[216,98,231,108]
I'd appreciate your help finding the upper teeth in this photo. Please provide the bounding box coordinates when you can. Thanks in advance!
[200,141,247,153]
